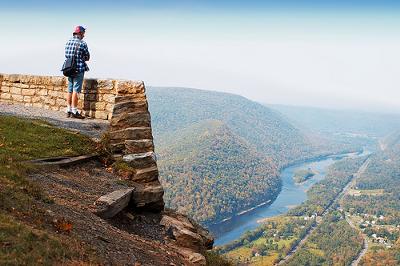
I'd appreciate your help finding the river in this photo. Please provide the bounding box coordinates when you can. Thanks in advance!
[210,150,368,246]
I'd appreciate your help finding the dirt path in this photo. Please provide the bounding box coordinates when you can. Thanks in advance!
[0,102,109,139]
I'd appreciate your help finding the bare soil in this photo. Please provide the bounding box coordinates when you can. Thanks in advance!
[30,160,187,266]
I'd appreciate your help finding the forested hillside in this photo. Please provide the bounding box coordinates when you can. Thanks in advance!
[157,120,280,223]
[147,87,337,224]
[149,87,321,165]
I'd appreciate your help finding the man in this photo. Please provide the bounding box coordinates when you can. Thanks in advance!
[65,25,90,119]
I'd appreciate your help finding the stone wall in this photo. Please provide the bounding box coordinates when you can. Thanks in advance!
[0,73,119,120]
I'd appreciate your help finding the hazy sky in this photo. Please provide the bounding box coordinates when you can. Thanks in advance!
[1,0,400,113]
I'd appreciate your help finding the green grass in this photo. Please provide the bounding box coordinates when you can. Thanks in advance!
[0,115,95,160]
[0,115,98,265]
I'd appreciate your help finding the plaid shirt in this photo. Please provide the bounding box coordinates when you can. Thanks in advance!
[65,36,90,73]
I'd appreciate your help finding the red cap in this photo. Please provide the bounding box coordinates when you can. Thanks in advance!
[74,26,86,34]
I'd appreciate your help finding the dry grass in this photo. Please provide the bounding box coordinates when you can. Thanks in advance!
[0,115,98,265]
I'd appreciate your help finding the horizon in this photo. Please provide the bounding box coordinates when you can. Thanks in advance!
[1,0,400,114]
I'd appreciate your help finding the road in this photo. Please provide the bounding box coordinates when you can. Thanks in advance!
[345,158,371,266]
[276,157,370,265]
[346,216,369,266]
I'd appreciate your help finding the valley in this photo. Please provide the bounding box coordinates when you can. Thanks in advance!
[147,87,399,265]
[147,87,362,225]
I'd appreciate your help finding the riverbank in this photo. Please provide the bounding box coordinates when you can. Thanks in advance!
[207,149,362,228]
[210,149,364,246]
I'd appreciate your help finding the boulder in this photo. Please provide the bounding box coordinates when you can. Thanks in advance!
[160,213,214,252]
[94,188,134,218]
[175,247,206,266]
[163,212,214,250]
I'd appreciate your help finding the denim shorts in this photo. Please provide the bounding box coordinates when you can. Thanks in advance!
[67,72,84,93]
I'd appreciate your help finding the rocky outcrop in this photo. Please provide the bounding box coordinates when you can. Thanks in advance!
[107,80,164,211]
[105,81,214,264]
[160,210,214,265]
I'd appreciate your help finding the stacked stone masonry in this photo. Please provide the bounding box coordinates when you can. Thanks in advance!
[108,79,165,211]
[0,73,119,120]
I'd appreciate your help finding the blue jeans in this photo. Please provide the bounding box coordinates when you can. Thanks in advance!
[67,72,84,93]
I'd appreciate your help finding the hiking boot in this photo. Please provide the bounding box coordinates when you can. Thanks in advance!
[66,111,72,118]
[71,112,85,119]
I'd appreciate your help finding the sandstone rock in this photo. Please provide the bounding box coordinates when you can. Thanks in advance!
[23,96,32,102]
[109,127,153,143]
[110,142,125,153]
[133,165,159,183]
[163,212,214,250]
[12,94,24,102]
[132,182,164,211]
[21,88,35,96]
[97,79,114,90]
[112,101,148,116]
[160,215,195,232]
[161,215,205,252]
[174,247,206,266]
[1,93,11,100]
[123,152,157,168]
[116,80,144,95]
[110,111,151,130]
[114,95,135,104]
[51,76,66,86]
[94,111,109,120]
[9,87,21,95]
[125,139,154,154]
[94,188,134,218]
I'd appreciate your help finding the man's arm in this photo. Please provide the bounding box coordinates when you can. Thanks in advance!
[82,42,90,61]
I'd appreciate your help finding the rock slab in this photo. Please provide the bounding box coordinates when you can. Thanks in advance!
[94,188,134,218]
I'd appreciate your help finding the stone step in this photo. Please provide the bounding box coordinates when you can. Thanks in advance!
[133,165,159,183]
[109,127,153,143]
[110,111,151,130]
[123,151,157,168]
[94,188,134,218]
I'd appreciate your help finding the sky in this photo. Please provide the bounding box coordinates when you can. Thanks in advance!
[1,0,400,114]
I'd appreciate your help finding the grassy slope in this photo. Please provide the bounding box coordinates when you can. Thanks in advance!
[0,115,97,265]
